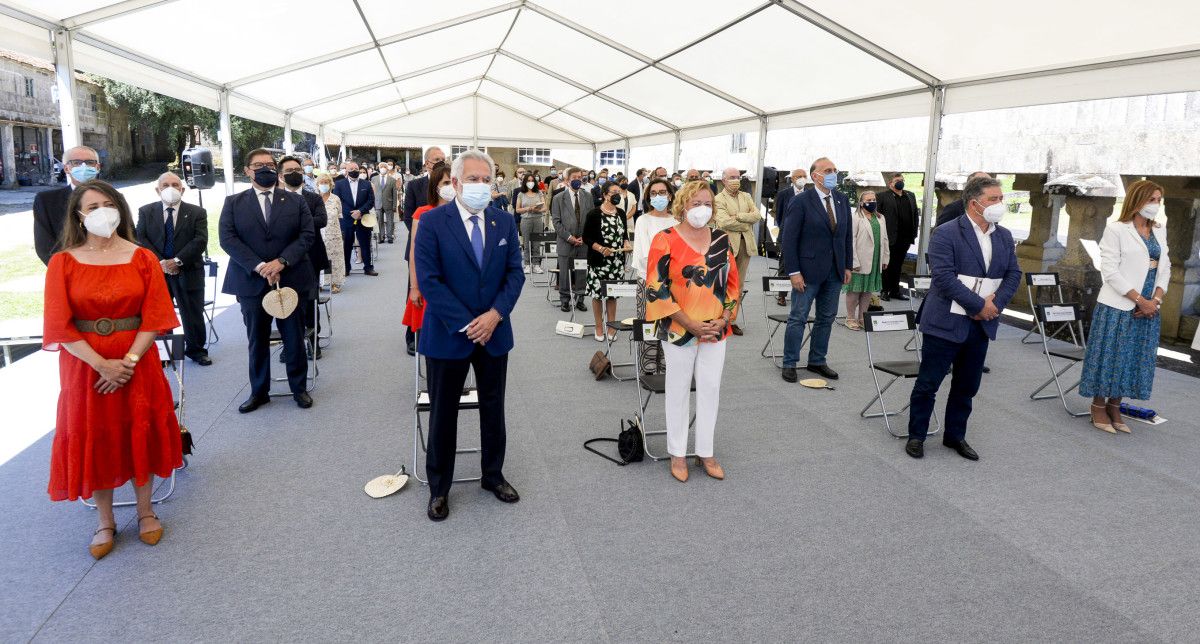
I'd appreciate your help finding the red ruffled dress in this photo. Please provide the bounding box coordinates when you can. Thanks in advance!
[402,204,434,331]
[43,247,183,501]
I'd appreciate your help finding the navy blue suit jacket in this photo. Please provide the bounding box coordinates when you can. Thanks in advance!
[781,187,854,283]
[332,177,373,224]
[219,187,316,299]
[415,202,525,359]
[917,214,1022,343]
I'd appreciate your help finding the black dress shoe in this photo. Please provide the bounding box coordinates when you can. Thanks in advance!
[294,392,313,409]
[867,303,884,312]
[427,496,449,521]
[981,365,991,374]
[364,269,380,276]
[482,480,520,503]
[893,292,910,301]
[905,439,924,459]
[879,293,892,302]
[238,396,270,414]
[190,354,213,366]
[560,302,571,313]
[575,300,588,312]
[406,343,416,357]
[806,364,839,380]
[944,439,979,461]
[782,367,798,383]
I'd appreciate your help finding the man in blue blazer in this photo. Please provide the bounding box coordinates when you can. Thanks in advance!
[780,157,853,383]
[414,149,525,522]
[219,148,317,412]
[332,160,378,277]
[905,177,1021,461]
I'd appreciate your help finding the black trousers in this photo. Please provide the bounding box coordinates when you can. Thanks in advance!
[167,275,207,358]
[238,295,307,398]
[883,243,908,295]
[907,321,989,443]
[425,346,509,497]
[556,253,586,304]
[342,220,373,272]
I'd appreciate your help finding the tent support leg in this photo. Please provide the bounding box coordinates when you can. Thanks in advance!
[219,89,234,196]
[916,86,945,274]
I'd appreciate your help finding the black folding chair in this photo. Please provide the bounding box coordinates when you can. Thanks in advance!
[631,319,695,461]
[268,308,319,397]
[601,279,639,381]
[901,273,931,351]
[202,257,220,344]
[1021,273,1081,346]
[759,275,811,368]
[1029,302,1088,417]
[411,331,482,485]
[528,231,555,288]
[860,310,940,438]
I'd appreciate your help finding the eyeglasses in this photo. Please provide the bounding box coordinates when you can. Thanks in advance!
[281,168,303,175]
[65,159,99,168]
[248,162,277,170]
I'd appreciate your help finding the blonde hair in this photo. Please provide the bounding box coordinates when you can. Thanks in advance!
[670,180,714,222]
[1119,179,1164,227]
[315,173,335,189]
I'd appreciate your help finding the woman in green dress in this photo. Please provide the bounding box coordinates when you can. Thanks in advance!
[844,191,889,330]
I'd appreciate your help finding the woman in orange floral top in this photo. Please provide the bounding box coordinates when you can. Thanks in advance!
[644,180,739,483]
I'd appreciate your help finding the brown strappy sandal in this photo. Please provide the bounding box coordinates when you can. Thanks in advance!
[90,526,116,560]
[138,514,163,546]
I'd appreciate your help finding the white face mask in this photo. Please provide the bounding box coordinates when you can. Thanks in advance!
[159,187,181,205]
[437,184,456,202]
[685,205,712,228]
[795,178,809,188]
[83,207,121,238]
[526,181,535,190]
[982,202,1006,224]
[1140,203,1160,220]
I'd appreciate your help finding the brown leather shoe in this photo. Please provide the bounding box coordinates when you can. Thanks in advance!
[670,456,688,482]
[696,456,725,480]
[90,526,116,560]
[138,514,163,546]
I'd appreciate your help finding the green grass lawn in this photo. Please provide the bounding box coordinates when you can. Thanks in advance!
[0,207,226,322]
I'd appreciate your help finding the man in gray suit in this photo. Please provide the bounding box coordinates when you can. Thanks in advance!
[372,164,397,243]
[135,171,211,365]
[550,167,588,313]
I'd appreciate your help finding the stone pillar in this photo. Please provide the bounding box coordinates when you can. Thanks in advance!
[1,123,16,189]
[1145,175,1200,341]
[1045,176,1119,323]
[1013,174,1066,310]
[42,127,54,183]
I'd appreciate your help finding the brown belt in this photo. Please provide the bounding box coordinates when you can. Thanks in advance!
[74,316,141,336]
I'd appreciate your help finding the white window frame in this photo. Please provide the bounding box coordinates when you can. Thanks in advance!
[517,147,551,165]
[599,148,626,168]
[730,132,747,154]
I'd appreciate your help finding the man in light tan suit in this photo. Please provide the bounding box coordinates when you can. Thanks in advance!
[712,167,760,335]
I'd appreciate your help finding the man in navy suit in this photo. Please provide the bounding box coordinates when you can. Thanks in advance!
[905,177,1021,461]
[333,160,378,277]
[402,148,446,355]
[780,157,853,383]
[219,148,317,412]
[414,149,525,522]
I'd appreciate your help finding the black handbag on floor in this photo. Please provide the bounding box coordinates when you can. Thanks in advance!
[583,418,644,466]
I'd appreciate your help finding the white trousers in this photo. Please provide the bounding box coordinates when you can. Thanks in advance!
[662,339,727,458]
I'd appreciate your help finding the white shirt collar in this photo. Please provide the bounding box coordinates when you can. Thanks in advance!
[455,198,484,220]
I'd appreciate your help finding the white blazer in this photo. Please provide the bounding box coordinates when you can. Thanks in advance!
[850,210,889,275]
[1095,220,1170,311]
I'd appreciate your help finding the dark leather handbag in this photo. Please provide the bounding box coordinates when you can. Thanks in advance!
[583,418,644,466]
[588,351,610,380]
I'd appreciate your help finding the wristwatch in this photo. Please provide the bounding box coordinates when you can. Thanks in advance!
[172,258,183,267]
[124,352,140,364]
[278,257,289,267]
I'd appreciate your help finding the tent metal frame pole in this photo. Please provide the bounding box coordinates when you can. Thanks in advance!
[51,29,81,150]
[482,77,626,140]
[623,138,630,177]
[316,125,326,167]
[282,113,294,154]
[472,95,479,148]
[915,86,945,275]
[750,116,769,208]
[473,95,594,145]
[218,89,235,196]
[323,76,485,124]
[63,0,184,29]
[672,130,681,174]
[591,143,598,172]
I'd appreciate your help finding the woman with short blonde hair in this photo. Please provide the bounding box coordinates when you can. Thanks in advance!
[315,173,346,293]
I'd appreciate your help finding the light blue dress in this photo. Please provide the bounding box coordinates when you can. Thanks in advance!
[1078,234,1160,400]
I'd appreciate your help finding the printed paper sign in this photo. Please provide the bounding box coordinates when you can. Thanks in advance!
[555,320,585,338]
[767,279,791,292]
[871,314,909,332]
[1030,273,1057,287]
[642,323,657,339]
[574,259,588,271]
[543,242,556,254]
[1043,305,1076,323]
[604,282,638,298]
[911,276,932,290]
[418,390,478,405]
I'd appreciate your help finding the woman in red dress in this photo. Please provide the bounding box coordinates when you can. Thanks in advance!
[43,180,182,560]
[403,163,454,333]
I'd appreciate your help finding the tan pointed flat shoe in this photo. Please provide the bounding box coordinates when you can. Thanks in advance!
[138,514,163,546]
[1090,404,1116,434]
[90,526,116,560]
[1106,404,1132,434]
[695,456,725,480]
[669,456,688,482]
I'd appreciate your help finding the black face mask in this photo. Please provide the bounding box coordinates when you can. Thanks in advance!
[283,172,304,188]
[253,167,278,187]
[608,194,621,206]
[348,170,360,179]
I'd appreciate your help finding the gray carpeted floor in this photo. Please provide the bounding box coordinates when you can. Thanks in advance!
[4,228,1199,643]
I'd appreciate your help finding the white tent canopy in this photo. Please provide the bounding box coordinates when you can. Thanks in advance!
[3,0,1200,148]
[4,0,1200,265]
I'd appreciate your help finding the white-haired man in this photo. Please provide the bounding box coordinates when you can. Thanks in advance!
[712,167,760,334]
[414,149,525,522]
[34,145,102,265]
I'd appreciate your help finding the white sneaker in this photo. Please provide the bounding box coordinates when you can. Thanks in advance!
[533,265,544,274]
[594,332,606,342]
[522,265,531,274]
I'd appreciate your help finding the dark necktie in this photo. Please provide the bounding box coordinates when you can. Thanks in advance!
[824,195,836,231]
[163,207,175,258]
[469,215,484,267]
[574,191,582,237]
[261,191,272,223]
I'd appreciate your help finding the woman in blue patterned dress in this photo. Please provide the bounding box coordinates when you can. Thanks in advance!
[1079,180,1170,434]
